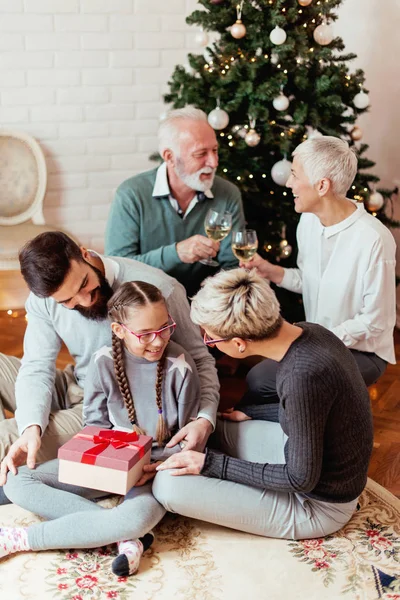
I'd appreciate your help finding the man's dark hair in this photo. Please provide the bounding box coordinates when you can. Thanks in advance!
[19,231,84,298]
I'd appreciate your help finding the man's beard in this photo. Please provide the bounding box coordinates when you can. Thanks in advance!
[73,263,114,321]
[175,159,216,192]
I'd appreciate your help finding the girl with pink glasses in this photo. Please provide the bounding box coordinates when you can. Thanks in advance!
[2,281,200,578]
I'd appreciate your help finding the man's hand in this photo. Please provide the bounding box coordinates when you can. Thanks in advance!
[135,461,163,486]
[240,253,285,284]
[219,407,252,422]
[166,418,213,453]
[0,425,41,485]
[176,235,220,264]
[156,450,205,476]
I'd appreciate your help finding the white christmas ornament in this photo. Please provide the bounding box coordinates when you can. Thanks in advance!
[306,126,323,139]
[273,93,290,112]
[353,91,370,110]
[208,106,230,130]
[271,158,292,186]
[245,129,261,147]
[270,53,279,65]
[313,22,334,45]
[270,26,287,46]
[367,191,384,211]
[238,127,248,139]
[195,29,209,47]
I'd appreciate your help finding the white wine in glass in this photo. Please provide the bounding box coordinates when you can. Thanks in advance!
[232,229,258,263]
[200,209,233,267]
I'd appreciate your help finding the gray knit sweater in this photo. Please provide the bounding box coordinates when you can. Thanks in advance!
[83,341,200,460]
[202,323,374,503]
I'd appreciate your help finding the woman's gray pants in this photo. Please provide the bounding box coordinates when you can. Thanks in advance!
[152,419,358,540]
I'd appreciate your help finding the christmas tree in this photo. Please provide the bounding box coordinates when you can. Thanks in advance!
[162,0,398,273]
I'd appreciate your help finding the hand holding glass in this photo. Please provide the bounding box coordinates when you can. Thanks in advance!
[200,209,233,267]
[232,229,258,263]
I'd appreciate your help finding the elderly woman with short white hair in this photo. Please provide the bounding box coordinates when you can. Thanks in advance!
[153,268,373,540]
[241,136,396,405]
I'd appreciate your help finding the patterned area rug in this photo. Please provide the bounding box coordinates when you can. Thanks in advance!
[0,478,399,600]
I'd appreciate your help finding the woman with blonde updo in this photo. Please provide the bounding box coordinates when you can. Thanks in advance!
[154,268,373,540]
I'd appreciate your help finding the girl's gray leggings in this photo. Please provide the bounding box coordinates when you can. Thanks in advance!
[4,459,166,551]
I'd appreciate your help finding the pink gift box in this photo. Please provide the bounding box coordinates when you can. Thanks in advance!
[58,426,152,495]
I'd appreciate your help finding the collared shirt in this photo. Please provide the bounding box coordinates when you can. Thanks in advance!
[152,162,213,219]
[88,250,120,285]
[279,203,396,363]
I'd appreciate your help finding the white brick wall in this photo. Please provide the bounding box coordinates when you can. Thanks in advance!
[0,0,200,249]
[0,0,398,256]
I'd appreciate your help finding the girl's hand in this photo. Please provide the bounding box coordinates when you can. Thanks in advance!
[155,451,205,476]
[135,461,163,486]
[219,407,252,422]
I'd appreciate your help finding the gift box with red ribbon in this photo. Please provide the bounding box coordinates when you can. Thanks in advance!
[58,426,152,495]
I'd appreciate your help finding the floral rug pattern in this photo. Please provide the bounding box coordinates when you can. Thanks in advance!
[0,479,398,600]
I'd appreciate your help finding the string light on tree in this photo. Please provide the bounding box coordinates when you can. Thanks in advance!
[270,26,287,46]
[195,28,209,47]
[208,100,229,130]
[313,21,334,45]
[245,117,261,147]
[279,239,293,258]
[271,158,292,185]
[351,125,363,141]
[353,90,370,109]
[366,191,384,211]
[231,2,246,39]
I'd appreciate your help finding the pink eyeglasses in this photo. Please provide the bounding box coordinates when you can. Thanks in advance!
[120,316,176,345]
[203,331,230,347]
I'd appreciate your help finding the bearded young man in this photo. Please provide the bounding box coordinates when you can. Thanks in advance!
[104,106,245,297]
[0,232,219,503]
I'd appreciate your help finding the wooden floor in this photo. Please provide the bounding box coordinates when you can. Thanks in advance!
[0,272,399,497]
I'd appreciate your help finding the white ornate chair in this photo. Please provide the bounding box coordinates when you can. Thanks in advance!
[0,130,65,270]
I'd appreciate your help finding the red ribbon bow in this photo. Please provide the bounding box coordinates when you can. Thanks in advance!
[78,430,144,465]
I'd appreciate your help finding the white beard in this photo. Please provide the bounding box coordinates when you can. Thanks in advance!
[175,161,216,192]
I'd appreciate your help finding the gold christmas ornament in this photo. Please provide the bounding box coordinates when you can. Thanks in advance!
[245,129,261,147]
[313,22,334,46]
[245,117,261,146]
[351,126,363,141]
[366,191,384,211]
[298,0,313,6]
[231,2,246,39]
[231,20,246,39]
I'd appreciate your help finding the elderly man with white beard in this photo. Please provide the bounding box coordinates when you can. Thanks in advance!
[105,106,245,296]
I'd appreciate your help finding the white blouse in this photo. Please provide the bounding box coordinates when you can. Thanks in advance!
[280,203,396,363]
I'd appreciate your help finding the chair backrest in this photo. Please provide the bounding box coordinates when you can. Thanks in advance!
[0,130,47,226]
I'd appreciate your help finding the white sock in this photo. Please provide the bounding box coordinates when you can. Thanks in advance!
[0,527,30,559]
[115,538,144,575]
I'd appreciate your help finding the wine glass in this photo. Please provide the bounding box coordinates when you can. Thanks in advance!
[200,209,233,267]
[231,229,258,264]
